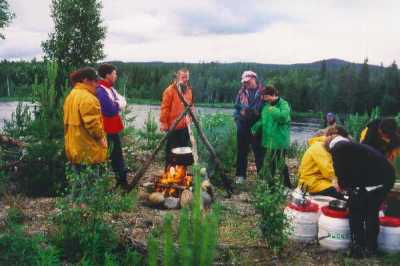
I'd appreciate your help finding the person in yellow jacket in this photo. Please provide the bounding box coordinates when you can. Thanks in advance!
[360,118,400,163]
[64,67,107,167]
[298,126,348,198]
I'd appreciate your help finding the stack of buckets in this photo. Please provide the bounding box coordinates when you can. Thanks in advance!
[285,192,351,250]
[286,192,400,253]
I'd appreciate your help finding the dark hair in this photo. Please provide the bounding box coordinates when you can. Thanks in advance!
[380,118,400,150]
[380,118,398,137]
[262,85,278,96]
[98,63,117,79]
[326,125,349,138]
[70,67,98,86]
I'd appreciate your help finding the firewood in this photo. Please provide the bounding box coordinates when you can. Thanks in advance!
[148,192,165,206]
[180,189,193,208]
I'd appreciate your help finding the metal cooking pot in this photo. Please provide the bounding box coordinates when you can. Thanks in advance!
[289,187,310,206]
[171,147,194,166]
[328,199,348,211]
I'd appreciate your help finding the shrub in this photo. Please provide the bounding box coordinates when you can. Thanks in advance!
[137,111,162,151]
[196,112,237,185]
[344,112,369,141]
[51,166,136,264]
[0,208,61,266]
[252,153,290,255]
[2,62,66,197]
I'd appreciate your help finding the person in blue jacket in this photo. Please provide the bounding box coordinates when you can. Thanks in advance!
[233,70,264,184]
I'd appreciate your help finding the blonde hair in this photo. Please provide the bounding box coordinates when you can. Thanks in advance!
[175,68,189,80]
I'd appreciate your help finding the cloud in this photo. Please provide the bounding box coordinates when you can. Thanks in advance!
[1,0,400,65]
[172,1,293,35]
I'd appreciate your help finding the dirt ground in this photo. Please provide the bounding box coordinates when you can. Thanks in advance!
[0,159,398,266]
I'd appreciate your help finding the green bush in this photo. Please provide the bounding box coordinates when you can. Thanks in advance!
[252,153,289,255]
[2,62,67,197]
[137,111,162,151]
[0,208,61,266]
[196,112,237,185]
[147,168,220,266]
[51,166,137,264]
[344,112,369,141]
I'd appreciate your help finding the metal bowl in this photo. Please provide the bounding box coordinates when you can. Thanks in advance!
[329,199,348,211]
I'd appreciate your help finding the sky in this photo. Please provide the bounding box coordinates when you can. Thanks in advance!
[0,0,399,65]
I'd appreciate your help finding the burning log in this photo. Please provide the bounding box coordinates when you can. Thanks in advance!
[155,165,192,197]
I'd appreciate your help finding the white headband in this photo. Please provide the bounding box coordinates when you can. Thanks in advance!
[329,136,349,149]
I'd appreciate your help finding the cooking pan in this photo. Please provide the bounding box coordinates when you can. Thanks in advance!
[171,147,194,166]
[328,199,348,211]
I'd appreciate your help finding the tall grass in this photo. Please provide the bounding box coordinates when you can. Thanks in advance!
[147,167,220,266]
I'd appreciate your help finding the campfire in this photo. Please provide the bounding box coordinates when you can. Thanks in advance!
[155,165,193,197]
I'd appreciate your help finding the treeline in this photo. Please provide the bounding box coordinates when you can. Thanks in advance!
[1,59,399,115]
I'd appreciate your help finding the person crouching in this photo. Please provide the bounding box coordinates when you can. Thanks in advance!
[327,135,395,258]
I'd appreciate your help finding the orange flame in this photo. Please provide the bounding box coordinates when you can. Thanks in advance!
[156,165,193,197]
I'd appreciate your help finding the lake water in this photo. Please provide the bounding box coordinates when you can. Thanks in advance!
[0,102,321,144]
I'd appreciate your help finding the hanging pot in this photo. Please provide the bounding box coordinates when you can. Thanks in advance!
[171,147,194,166]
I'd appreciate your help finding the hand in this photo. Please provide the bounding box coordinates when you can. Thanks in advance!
[333,179,340,192]
[160,124,169,132]
[100,137,107,148]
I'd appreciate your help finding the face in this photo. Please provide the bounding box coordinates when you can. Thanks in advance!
[178,71,189,85]
[106,70,117,84]
[244,77,257,89]
[263,94,277,103]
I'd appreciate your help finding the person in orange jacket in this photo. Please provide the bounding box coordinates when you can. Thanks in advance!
[160,68,193,167]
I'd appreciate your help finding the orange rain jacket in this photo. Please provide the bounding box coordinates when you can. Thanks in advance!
[160,83,193,130]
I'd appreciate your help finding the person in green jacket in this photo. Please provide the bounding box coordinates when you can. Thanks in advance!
[251,85,292,188]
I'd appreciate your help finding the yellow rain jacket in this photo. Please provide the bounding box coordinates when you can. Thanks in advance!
[64,82,107,164]
[298,141,336,193]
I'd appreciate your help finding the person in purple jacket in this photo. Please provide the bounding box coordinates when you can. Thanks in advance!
[96,64,128,189]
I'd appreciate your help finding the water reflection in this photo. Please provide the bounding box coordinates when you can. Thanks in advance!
[0,102,321,144]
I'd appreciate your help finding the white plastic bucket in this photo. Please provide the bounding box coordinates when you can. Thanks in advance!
[310,195,336,215]
[285,205,319,242]
[318,211,350,250]
[378,220,400,253]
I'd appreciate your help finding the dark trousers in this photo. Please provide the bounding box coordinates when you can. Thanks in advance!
[165,128,190,167]
[259,149,291,188]
[107,133,127,184]
[348,187,387,252]
[310,186,345,200]
[235,122,264,178]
